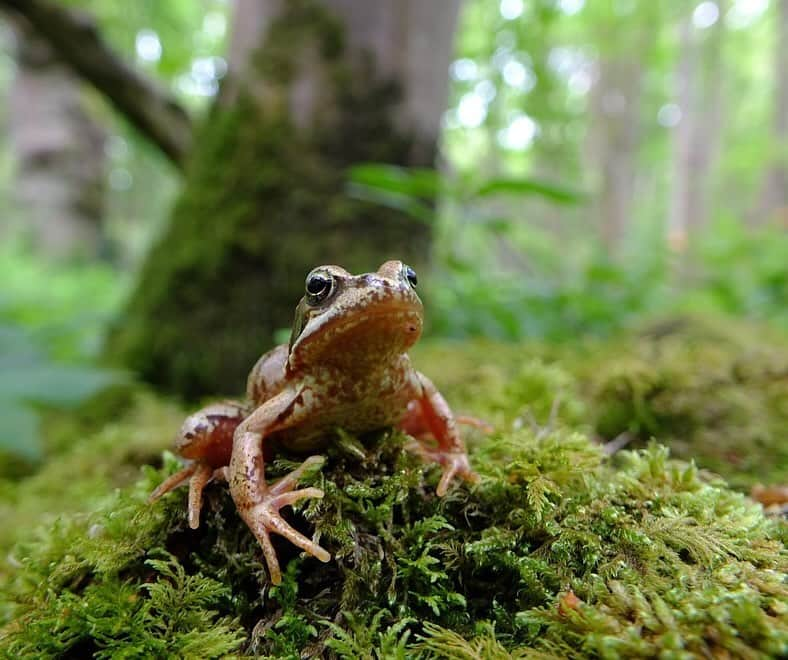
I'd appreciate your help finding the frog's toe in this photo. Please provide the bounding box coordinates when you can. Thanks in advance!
[440,458,480,495]
[406,443,478,496]
[270,487,324,510]
[149,463,197,503]
[456,415,494,434]
[187,462,214,529]
[246,498,331,584]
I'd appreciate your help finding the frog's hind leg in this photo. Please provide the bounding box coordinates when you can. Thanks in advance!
[229,390,330,585]
[187,463,215,529]
[149,401,246,528]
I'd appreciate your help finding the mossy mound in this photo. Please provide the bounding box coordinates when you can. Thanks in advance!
[415,316,788,490]
[0,393,184,555]
[1,371,786,657]
[576,317,788,490]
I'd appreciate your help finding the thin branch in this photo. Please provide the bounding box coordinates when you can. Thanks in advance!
[1,0,193,168]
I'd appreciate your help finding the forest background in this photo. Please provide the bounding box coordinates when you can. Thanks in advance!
[0,0,787,656]
[1,0,786,457]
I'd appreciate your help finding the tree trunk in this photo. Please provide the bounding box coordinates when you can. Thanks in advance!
[589,54,644,253]
[7,19,107,258]
[667,16,699,251]
[668,4,726,251]
[586,8,658,256]
[107,0,461,398]
[755,0,788,225]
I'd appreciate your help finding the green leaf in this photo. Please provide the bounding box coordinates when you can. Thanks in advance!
[345,183,435,224]
[347,164,441,198]
[474,177,584,204]
[0,400,41,461]
[0,360,127,408]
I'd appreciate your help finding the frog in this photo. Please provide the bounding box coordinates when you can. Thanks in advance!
[149,260,479,584]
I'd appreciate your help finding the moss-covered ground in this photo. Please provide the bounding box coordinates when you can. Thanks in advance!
[1,317,786,657]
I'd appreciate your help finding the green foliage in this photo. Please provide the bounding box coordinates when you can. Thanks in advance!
[347,164,582,224]
[0,244,122,361]
[681,217,788,327]
[1,348,785,657]
[353,156,788,344]
[0,247,127,470]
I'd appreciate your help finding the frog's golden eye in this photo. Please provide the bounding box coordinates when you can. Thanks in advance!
[403,264,418,288]
[305,270,334,305]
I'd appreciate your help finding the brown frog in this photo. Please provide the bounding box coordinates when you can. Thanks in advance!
[150,260,478,583]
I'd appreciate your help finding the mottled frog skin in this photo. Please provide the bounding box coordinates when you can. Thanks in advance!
[150,261,478,584]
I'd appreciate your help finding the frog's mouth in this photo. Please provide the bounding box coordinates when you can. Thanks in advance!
[292,301,424,366]
[319,304,423,342]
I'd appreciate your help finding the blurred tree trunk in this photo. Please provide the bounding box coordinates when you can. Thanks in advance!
[590,56,642,253]
[755,0,788,226]
[668,5,726,251]
[587,13,655,255]
[7,19,107,258]
[107,0,461,397]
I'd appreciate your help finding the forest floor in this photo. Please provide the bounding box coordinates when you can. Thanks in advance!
[0,316,786,657]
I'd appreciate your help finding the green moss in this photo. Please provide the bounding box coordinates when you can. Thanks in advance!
[576,316,788,489]
[107,0,434,399]
[416,317,788,490]
[0,392,184,556]
[1,352,785,657]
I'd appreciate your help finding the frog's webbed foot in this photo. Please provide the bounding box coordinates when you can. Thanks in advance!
[238,456,330,585]
[405,441,480,496]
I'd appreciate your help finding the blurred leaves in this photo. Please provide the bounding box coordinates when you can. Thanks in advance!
[473,177,583,204]
[347,163,582,226]
[0,246,128,467]
[0,322,128,465]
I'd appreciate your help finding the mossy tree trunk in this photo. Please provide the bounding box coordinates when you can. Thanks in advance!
[105,0,461,398]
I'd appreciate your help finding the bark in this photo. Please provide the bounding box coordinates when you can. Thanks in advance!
[107,0,461,398]
[668,4,726,250]
[0,0,192,167]
[7,19,107,258]
[755,0,788,225]
[589,54,644,253]
[667,17,699,251]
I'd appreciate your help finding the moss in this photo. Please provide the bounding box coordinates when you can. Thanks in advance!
[575,316,788,489]
[106,0,434,399]
[1,353,785,657]
[415,317,788,490]
[0,392,184,556]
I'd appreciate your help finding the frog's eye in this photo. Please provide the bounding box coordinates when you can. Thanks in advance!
[403,264,418,288]
[305,270,334,304]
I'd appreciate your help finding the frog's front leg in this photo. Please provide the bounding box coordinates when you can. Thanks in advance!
[229,388,330,585]
[149,401,246,529]
[402,372,480,496]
